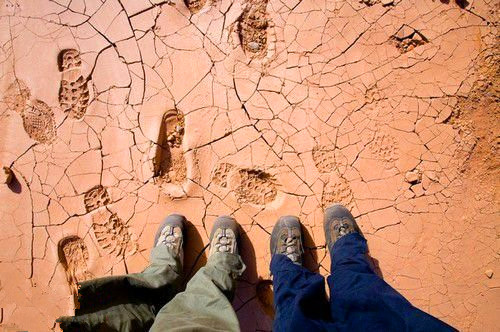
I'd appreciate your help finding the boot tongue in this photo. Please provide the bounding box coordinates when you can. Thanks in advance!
[159,226,173,245]
[160,226,181,250]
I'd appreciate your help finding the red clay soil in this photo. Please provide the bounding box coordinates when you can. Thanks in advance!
[0,0,498,331]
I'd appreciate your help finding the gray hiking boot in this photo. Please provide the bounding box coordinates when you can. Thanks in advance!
[324,204,361,252]
[154,214,185,263]
[209,216,240,256]
[270,216,304,265]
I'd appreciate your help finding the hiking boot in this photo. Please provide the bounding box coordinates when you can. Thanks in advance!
[209,216,240,256]
[154,214,185,263]
[324,204,361,251]
[270,216,304,265]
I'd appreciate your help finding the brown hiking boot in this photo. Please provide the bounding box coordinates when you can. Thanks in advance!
[270,216,304,265]
[209,216,240,256]
[324,204,361,252]
[154,214,185,263]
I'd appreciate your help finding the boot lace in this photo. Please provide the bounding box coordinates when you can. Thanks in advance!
[334,220,354,237]
[214,229,235,253]
[159,226,181,251]
[279,229,301,263]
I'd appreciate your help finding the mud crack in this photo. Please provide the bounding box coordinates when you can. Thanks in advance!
[390,25,428,53]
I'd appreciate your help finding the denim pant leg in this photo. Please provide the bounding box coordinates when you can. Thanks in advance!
[328,233,457,332]
[270,254,331,332]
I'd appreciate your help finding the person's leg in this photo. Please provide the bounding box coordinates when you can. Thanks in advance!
[150,251,245,331]
[325,204,457,331]
[55,303,157,332]
[57,214,186,332]
[149,216,246,332]
[270,216,331,332]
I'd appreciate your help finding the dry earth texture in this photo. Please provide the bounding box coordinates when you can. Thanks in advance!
[0,0,499,331]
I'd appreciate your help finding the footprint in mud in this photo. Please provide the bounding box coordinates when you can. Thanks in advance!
[367,130,398,163]
[321,174,355,210]
[211,163,278,205]
[4,79,56,143]
[21,99,56,143]
[58,49,90,119]
[390,25,428,53]
[238,0,270,55]
[58,236,93,295]
[234,168,278,205]
[83,185,111,212]
[184,0,207,13]
[3,79,30,113]
[212,163,236,188]
[92,211,138,257]
[312,145,349,175]
[153,109,187,186]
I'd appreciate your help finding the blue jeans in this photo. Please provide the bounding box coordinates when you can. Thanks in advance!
[270,233,457,332]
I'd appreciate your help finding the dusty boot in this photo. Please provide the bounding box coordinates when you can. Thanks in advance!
[154,214,186,264]
[270,216,304,265]
[324,204,361,252]
[209,216,240,256]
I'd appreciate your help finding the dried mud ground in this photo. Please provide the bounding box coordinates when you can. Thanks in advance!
[0,0,499,331]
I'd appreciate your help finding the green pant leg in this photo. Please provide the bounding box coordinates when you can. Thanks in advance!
[149,252,246,332]
[56,303,156,332]
[57,246,182,332]
[77,246,183,310]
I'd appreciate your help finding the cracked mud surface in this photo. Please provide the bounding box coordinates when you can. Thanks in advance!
[0,0,499,331]
[390,24,429,53]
